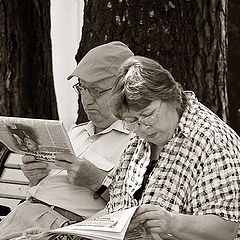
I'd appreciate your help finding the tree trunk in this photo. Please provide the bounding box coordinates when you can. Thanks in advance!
[75,0,228,125]
[228,1,240,135]
[0,0,58,120]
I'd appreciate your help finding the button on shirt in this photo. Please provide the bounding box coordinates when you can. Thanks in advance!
[28,120,130,218]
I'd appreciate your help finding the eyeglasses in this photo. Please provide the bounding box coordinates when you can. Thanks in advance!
[123,102,163,132]
[72,83,112,98]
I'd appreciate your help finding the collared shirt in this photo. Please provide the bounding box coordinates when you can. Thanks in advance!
[28,120,130,218]
[104,92,240,238]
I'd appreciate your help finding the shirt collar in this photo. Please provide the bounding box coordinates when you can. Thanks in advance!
[175,91,198,138]
[83,120,129,136]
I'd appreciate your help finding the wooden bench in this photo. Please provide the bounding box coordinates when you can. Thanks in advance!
[0,142,29,216]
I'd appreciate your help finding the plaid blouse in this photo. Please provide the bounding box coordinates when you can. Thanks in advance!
[104,91,240,238]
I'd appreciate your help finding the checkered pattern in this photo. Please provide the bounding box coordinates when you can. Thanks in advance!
[104,92,240,238]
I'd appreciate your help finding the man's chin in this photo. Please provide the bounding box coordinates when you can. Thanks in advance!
[86,112,101,122]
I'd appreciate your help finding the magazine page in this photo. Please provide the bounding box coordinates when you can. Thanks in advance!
[34,207,139,240]
[0,116,74,168]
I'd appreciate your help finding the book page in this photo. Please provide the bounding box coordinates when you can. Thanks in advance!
[0,116,74,168]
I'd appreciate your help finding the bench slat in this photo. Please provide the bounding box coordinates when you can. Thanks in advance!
[0,168,29,185]
[0,198,22,210]
[4,153,23,169]
[0,182,28,200]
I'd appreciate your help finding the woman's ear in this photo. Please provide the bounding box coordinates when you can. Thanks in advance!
[170,100,181,109]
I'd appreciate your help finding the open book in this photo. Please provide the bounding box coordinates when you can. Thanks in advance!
[32,206,150,240]
[0,116,74,168]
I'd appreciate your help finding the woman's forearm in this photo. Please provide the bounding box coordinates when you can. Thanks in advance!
[170,213,239,240]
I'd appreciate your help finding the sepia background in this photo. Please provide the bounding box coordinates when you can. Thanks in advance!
[0,0,239,135]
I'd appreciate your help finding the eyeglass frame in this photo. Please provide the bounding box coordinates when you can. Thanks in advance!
[123,101,163,132]
[72,82,112,98]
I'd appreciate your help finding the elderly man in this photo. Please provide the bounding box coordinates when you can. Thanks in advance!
[0,41,133,239]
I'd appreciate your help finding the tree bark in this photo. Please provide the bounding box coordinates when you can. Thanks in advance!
[0,0,58,120]
[75,0,228,125]
[228,1,240,134]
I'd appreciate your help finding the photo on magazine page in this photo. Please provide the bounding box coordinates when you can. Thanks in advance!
[0,116,74,168]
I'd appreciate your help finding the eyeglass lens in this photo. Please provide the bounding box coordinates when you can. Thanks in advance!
[124,105,161,131]
[73,83,99,97]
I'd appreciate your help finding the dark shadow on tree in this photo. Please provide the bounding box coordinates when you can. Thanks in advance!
[75,0,232,135]
[228,1,240,135]
[0,0,58,120]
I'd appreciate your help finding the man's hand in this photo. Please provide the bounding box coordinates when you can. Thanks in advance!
[21,155,50,186]
[3,227,48,240]
[54,153,107,191]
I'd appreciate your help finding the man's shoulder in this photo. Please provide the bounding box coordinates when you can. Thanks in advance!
[72,122,89,129]
[75,122,89,127]
[68,122,90,134]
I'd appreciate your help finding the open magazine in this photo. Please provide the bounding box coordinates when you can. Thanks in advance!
[0,116,75,168]
[31,206,152,240]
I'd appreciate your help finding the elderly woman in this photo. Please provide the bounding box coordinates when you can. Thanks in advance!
[105,56,240,240]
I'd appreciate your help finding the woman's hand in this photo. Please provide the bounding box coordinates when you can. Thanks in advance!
[129,204,174,238]
[129,204,239,240]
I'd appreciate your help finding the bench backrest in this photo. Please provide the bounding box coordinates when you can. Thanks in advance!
[0,142,29,211]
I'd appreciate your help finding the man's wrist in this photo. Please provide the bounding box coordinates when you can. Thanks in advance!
[94,185,108,199]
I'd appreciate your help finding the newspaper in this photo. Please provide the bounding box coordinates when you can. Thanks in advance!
[0,116,75,168]
[31,206,149,240]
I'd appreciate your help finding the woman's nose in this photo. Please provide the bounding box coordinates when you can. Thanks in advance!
[138,123,152,134]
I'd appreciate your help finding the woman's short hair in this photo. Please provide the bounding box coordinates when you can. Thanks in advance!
[110,56,187,119]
